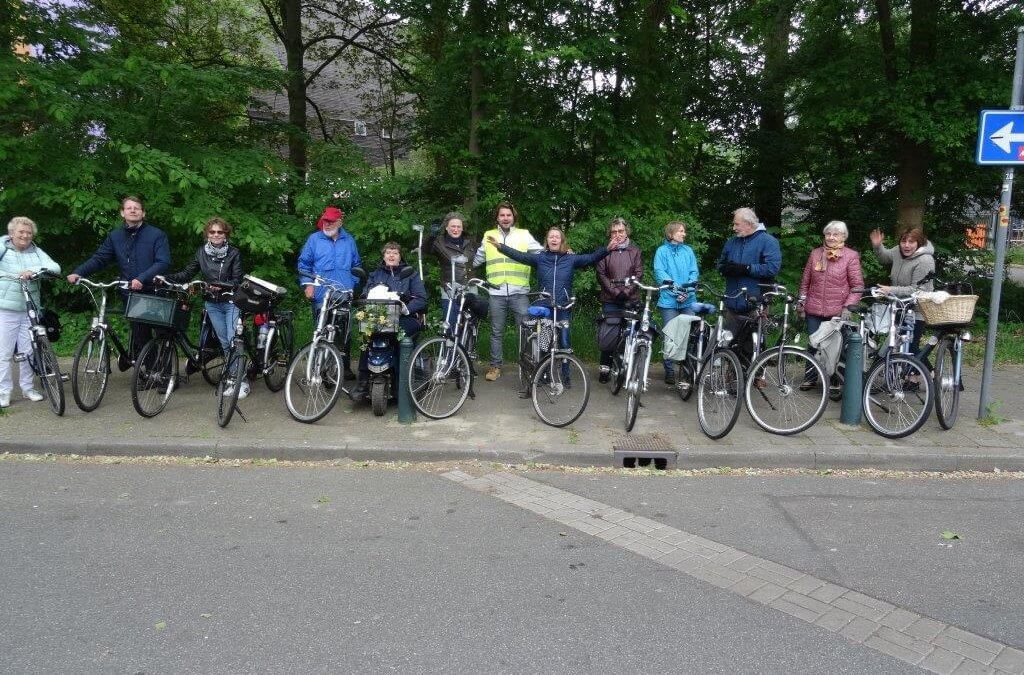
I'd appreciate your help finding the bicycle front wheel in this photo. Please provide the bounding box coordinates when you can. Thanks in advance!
[408,337,472,419]
[745,347,828,435]
[933,336,960,430]
[284,341,343,423]
[696,350,743,440]
[862,353,933,438]
[72,331,109,412]
[217,349,247,428]
[624,343,648,432]
[34,336,65,416]
[264,320,294,393]
[132,337,178,418]
[532,353,589,428]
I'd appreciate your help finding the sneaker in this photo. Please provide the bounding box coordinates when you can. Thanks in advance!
[485,366,501,381]
[117,353,133,372]
[0,392,9,408]
[237,381,250,400]
[799,378,816,391]
[598,366,610,384]
[664,372,674,385]
[23,389,44,402]
[343,369,357,382]
[185,357,201,376]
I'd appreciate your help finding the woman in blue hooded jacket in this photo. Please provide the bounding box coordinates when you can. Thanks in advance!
[653,220,699,383]
[490,227,622,394]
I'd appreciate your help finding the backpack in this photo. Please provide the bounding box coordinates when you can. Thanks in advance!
[40,308,62,343]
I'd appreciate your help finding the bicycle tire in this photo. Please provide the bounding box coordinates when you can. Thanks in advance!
[284,341,343,423]
[744,347,828,435]
[675,359,695,402]
[371,379,387,417]
[71,331,110,412]
[624,342,648,432]
[408,337,472,419]
[518,333,536,392]
[933,336,960,430]
[201,348,226,387]
[217,350,247,428]
[610,353,625,396]
[696,349,743,440]
[131,337,178,418]
[862,353,933,439]
[264,320,293,392]
[531,353,589,428]
[33,336,65,416]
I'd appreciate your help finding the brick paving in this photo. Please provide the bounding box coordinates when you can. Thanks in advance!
[446,470,1024,675]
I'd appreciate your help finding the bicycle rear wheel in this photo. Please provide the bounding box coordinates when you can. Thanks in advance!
[408,337,472,419]
[132,336,178,418]
[744,347,828,435]
[862,353,933,438]
[33,336,65,416]
[933,336,960,430]
[696,350,743,440]
[263,320,294,392]
[532,353,589,427]
[72,331,109,412]
[624,343,648,432]
[217,349,247,428]
[675,359,696,402]
[284,341,343,423]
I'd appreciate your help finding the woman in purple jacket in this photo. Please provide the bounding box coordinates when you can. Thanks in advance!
[797,220,864,390]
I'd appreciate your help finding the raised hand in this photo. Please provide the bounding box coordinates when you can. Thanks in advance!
[869,228,884,247]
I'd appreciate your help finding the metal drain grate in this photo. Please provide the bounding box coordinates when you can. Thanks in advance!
[612,433,678,469]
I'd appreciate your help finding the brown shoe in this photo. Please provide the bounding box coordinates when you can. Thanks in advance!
[485,366,501,381]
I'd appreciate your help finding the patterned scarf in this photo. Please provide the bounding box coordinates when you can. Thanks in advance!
[204,241,229,260]
[815,244,843,271]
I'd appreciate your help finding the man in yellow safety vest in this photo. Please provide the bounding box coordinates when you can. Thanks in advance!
[473,200,543,381]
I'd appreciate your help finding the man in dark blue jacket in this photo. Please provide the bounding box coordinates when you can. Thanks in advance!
[716,207,782,362]
[67,196,171,368]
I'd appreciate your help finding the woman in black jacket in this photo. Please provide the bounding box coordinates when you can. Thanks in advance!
[165,217,243,355]
[426,212,483,326]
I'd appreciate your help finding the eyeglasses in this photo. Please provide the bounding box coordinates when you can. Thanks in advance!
[610,229,626,234]
[207,230,226,235]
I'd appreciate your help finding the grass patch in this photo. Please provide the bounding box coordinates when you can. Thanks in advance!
[962,322,1024,366]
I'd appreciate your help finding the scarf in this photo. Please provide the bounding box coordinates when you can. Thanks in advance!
[205,241,230,260]
[815,244,843,272]
[616,237,631,251]
[444,233,465,250]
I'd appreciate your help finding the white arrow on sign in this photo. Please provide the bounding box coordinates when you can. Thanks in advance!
[990,121,1024,153]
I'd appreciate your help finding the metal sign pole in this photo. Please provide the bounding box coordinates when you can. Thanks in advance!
[979,26,1024,419]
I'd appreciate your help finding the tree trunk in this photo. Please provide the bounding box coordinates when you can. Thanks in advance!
[464,0,485,215]
[751,0,794,231]
[281,0,307,183]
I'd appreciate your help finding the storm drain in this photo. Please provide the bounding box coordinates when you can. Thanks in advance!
[612,433,678,470]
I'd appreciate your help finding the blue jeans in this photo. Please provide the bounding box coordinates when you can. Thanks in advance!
[205,301,239,354]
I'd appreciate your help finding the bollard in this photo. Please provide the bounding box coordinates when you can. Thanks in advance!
[397,336,416,423]
[840,331,863,425]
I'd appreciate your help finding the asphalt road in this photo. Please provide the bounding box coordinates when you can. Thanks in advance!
[1,460,1021,673]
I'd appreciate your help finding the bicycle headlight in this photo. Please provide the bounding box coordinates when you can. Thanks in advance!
[717,329,733,346]
[961,331,972,342]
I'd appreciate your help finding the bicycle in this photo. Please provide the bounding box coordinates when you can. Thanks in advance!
[68,277,133,412]
[128,278,210,418]
[694,286,756,440]
[912,283,976,431]
[610,277,672,431]
[215,275,291,427]
[743,283,829,435]
[408,254,495,419]
[0,270,65,415]
[517,292,589,427]
[284,269,360,423]
[666,282,718,402]
[858,288,934,438]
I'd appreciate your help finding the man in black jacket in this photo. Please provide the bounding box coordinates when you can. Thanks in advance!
[67,196,171,368]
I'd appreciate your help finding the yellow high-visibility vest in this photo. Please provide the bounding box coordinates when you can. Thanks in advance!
[483,227,533,287]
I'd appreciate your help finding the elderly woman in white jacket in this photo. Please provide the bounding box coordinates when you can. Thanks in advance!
[0,216,61,407]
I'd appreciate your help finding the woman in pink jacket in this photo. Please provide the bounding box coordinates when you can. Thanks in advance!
[797,220,864,390]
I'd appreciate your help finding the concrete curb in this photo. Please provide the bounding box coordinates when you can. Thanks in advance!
[6,437,1024,472]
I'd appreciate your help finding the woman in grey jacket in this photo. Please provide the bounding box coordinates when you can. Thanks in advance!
[869,226,935,372]
[0,217,61,407]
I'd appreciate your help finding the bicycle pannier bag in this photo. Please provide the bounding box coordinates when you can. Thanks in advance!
[596,315,624,353]
[40,308,62,343]
[233,275,286,314]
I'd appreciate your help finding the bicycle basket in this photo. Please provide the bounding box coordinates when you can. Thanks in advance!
[233,275,286,314]
[356,301,401,334]
[125,292,191,331]
[917,295,978,326]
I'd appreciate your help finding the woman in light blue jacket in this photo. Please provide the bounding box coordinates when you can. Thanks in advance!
[653,220,699,384]
[0,217,61,408]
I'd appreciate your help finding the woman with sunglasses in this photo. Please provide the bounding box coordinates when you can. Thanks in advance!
[165,216,243,358]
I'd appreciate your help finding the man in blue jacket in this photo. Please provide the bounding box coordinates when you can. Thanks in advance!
[67,196,171,369]
[297,205,362,379]
[716,207,782,362]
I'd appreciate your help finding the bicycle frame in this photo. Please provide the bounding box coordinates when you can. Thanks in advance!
[305,276,355,386]
[619,277,671,395]
[75,278,133,361]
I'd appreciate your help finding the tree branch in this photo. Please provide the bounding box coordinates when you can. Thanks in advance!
[259,0,286,43]
[306,94,333,142]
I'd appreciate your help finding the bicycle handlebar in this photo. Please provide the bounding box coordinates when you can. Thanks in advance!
[0,270,59,282]
[73,277,132,290]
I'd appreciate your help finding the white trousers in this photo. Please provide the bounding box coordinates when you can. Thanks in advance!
[0,308,35,396]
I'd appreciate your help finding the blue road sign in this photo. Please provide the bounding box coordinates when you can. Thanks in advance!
[977,110,1024,165]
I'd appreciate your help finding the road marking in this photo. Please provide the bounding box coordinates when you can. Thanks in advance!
[445,470,1024,675]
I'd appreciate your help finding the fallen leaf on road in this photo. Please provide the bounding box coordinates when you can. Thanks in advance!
[940,530,961,540]
[155,621,167,631]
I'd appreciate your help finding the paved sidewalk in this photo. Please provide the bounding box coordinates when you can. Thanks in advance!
[1,360,1022,471]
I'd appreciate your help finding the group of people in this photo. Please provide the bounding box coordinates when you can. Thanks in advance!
[0,195,937,409]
